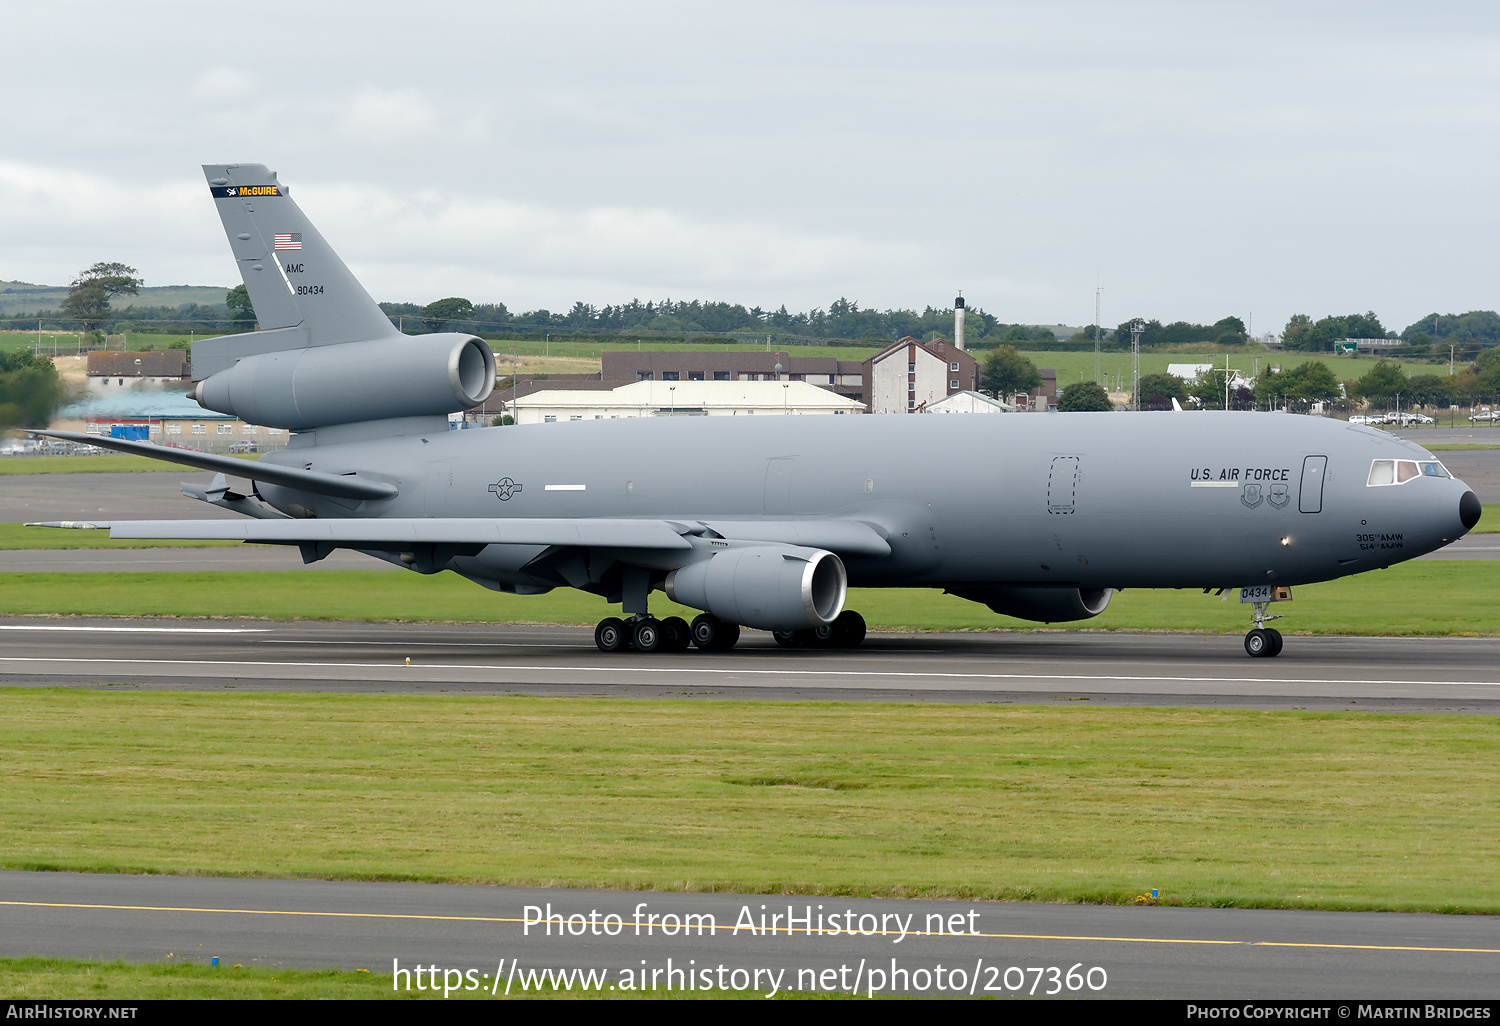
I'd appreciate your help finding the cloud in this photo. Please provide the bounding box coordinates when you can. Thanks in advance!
[195,68,252,102]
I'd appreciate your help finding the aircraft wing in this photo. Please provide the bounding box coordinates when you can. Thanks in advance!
[25,516,890,559]
[28,430,396,501]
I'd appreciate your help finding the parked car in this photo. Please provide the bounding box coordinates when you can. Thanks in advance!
[228,440,259,453]
[1471,410,1498,423]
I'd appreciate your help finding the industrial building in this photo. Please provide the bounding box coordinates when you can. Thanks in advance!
[508,379,863,425]
[85,350,191,392]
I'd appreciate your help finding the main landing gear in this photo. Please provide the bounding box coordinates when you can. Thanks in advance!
[592,610,865,653]
[772,610,867,649]
[1244,600,1284,659]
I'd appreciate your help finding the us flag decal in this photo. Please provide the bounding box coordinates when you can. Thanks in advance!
[274,233,302,251]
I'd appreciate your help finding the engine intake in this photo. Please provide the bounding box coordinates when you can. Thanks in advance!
[951,585,1113,623]
[665,545,847,632]
[194,333,495,430]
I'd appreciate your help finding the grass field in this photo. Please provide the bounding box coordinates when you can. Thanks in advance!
[3,690,1496,913]
[0,561,1493,634]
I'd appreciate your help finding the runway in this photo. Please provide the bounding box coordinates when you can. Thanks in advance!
[3,618,1499,711]
[3,871,1497,998]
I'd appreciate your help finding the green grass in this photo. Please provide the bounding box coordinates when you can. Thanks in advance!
[0,957,776,999]
[0,453,259,474]
[0,523,238,549]
[0,958,401,1000]
[0,561,1492,634]
[2,690,1497,912]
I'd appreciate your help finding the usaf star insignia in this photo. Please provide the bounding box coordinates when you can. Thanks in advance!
[489,477,523,501]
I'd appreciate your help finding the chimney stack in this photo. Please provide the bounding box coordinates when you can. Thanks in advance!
[954,292,966,351]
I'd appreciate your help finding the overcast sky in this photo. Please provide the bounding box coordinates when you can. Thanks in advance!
[3,1,1496,333]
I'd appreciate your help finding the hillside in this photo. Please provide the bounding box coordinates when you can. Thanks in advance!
[0,281,234,317]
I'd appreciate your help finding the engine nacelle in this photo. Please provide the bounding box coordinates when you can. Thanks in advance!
[664,545,847,632]
[194,333,495,430]
[952,585,1113,623]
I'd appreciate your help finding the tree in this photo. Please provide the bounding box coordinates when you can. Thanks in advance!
[1404,374,1452,408]
[1137,373,1188,410]
[1353,360,1408,403]
[1057,380,1112,412]
[1257,361,1342,411]
[226,284,255,327]
[0,350,66,432]
[421,297,474,332]
[980,345,1041,399]
[59,262,143,328]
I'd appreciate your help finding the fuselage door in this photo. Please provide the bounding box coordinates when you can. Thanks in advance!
[764,457,795,515]
[1048,456,1079,514]
[1299,455,1328,513]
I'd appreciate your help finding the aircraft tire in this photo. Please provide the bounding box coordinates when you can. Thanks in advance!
[810,624,836,646]
[832,610,866,648]
[595,617,627,653]
[1266,628,1283,657]
[690,613,738,651]
[1244,629,1272,658]
[773,630,802,648]
[662,616,691,652]
[633,617,664,653]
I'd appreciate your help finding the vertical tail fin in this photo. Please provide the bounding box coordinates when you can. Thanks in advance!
[202,163,396,347]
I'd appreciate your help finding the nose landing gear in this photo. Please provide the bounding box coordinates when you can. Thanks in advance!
[1244,600,1284,658]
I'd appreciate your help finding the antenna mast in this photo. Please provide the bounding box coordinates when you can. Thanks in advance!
[1130,318,1145,411]
[1093,279,1102,384]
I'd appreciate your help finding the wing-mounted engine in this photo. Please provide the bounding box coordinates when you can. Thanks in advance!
[949,585,1113,623]
[664,545,847,632]
[193,333,494,431]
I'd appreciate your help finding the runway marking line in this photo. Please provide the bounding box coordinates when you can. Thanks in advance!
[3,901,1498,954]
[0,656,1497,690]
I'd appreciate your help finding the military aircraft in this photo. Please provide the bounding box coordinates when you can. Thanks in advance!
[33,164,1481,658]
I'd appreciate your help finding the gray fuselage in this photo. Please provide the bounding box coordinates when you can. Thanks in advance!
[254,410,1475,595]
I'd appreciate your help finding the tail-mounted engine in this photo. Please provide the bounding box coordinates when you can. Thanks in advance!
[194,333,495,431]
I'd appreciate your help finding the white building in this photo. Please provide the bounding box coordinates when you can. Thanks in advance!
[925,391,1014,414]
[510,379,864,425]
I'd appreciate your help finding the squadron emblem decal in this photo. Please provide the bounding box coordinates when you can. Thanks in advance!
[1241,483,1264,509]
[1267,483,1290,509]
[489,477,523,501]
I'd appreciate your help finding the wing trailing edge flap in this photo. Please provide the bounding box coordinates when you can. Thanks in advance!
[29,430,396,501]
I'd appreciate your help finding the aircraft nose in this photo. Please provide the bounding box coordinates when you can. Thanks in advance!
[1460,490,1482,531]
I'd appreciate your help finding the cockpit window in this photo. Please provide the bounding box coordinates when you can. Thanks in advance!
[1368,459,1450,486]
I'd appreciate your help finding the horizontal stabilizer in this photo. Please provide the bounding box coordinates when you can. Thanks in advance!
[29,430,396,501]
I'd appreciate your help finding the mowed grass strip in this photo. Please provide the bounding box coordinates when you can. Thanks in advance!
[0,560,1495,634]
[0,524,238,549]
[0,957,713,1000]
[3,690,1497,912]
